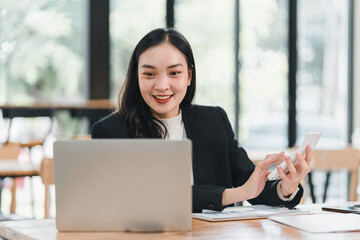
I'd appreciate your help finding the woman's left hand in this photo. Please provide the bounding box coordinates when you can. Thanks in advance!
[277,145,313,197]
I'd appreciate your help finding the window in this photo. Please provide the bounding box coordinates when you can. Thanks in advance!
[297,0,349,148]
[0,0,86,105]
[110,0,166,99]
[1,0,353,146]
[175,0,236,126]
[239,0,288,149]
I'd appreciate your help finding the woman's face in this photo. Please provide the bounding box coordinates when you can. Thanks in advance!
[138,42,191,119]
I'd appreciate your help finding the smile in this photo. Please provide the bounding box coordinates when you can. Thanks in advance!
[153,95,173,103]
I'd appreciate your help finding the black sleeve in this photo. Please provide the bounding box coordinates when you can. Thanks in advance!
[218,107,303,209]
[249,180,304,208]
[192,185,226,213]
[191,107,255,213]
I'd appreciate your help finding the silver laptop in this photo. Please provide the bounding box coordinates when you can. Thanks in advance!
[53,139,192,232]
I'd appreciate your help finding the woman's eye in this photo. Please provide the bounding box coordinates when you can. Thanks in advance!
[143,72,154,77]
[169,71,180,76]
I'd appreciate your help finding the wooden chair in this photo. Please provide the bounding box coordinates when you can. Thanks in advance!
[0,142,20,159]
[39,157,54,219]
[38,137,90,218]
[0,142,21,213]
[73,134,92,140]
[309,148,360,202]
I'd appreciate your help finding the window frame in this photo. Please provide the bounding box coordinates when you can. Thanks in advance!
[87,0,355,146]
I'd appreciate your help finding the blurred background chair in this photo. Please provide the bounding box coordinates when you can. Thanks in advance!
[0,142,20,159]
[308,148,360,202]
[39,157,54,219]
[37,137,90,219]
[0,142,41,216]
[0,142,21,213]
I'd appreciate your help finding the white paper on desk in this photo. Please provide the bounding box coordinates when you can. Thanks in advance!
[269,213,360,233]
[192,205,311,222]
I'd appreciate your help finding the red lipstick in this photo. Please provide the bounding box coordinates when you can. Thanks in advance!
[153,95,173,103]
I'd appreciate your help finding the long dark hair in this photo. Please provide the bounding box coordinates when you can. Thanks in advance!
[118,28,196,138]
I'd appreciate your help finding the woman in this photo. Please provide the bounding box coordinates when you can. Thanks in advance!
[91,28,312,213]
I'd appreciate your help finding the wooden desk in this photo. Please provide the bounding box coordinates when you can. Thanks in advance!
[1,203,360,240]
[1,216,360,240]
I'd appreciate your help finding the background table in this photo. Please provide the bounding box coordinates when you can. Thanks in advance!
[0,100,115,142]
[0,161,39,178]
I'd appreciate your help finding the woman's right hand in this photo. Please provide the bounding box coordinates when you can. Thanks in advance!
[242,152,286,199]
[222,152,287,206]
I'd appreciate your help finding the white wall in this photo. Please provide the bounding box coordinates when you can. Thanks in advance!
[354,0,360,129]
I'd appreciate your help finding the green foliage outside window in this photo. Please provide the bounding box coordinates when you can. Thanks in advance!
[0,0,85,105]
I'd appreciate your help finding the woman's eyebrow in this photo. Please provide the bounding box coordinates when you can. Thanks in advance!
[141,63,184,69]
[141,64,155,69]
[167,63,183,69]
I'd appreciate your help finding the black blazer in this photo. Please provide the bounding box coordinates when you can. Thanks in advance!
[91,105,303,212]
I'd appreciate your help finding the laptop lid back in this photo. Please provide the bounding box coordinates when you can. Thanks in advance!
[54,139,192,232]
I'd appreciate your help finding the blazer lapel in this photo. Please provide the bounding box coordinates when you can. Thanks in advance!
[182,106,200,184]
[181,107,195,141]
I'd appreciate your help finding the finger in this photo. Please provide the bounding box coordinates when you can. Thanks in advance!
[257,151,289,175]
[264,151,284,161]
[304,145,313,165]
[285,155,297,177]
[296,152,311,176]
[296,150,308,166]
[263,151,285,166]
[277,165,289,181]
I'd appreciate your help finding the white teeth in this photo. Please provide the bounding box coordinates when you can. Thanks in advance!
[154,95,172,100]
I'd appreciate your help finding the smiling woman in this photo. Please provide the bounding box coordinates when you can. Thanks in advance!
[110,28,196,138]
[91,28,312,213]
[138,43,192,119]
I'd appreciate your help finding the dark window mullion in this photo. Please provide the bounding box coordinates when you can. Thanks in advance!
[348,0,354,143]
[166,0,175,28]
[234,0,240,139]
[89,0,110,100]
[288,0,297,147]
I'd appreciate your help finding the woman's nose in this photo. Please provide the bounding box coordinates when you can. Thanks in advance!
[154,75,170,91]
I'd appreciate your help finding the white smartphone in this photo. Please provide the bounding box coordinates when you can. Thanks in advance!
[267,132,322,181]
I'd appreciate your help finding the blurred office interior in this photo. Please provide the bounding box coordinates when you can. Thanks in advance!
[0,0,360,218]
